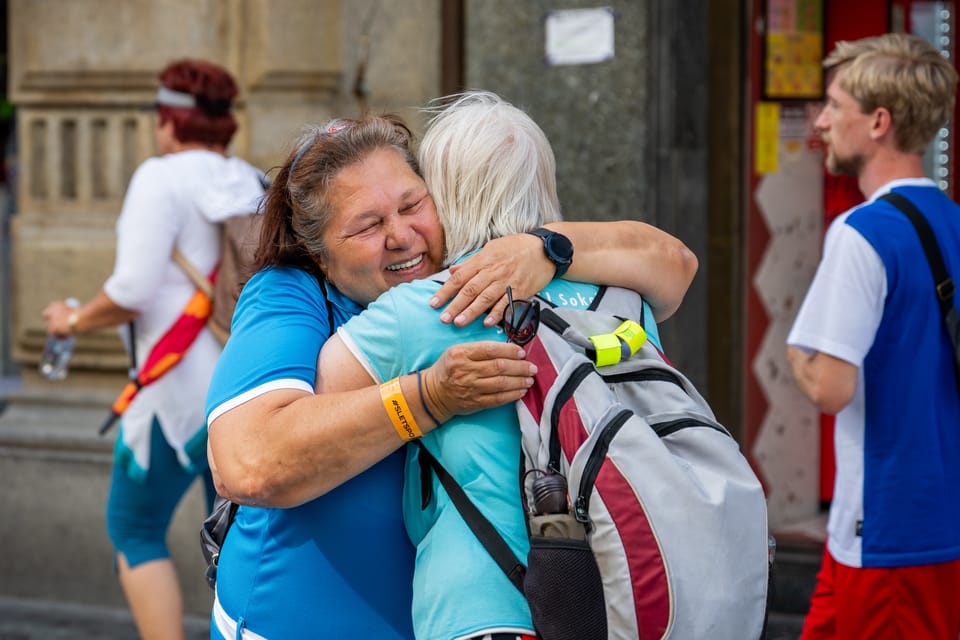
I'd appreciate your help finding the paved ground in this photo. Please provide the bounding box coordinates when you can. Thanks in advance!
[0,373,20,412]
[0,596,209,640]
[0,595,804,640]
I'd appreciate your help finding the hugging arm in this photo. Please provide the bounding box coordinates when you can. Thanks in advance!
[208,340,534,508]
[432,220,698,326]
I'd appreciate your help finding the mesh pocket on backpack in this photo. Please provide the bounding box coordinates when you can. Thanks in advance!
[524,534,607,640]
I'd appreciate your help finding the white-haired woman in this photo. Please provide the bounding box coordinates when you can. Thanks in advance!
[316,91,690,639]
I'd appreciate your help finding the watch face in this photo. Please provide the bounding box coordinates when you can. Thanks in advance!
[546,233,573,264]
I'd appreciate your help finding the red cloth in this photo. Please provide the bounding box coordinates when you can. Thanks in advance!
[101,269,216,433]
[801,546,960,640]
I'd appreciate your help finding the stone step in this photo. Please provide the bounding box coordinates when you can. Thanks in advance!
[0,595,209,639]
[765,611,807,639]
[766,525,824,636]
[0,399,214,618]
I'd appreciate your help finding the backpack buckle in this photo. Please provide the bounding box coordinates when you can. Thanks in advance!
[936,278,955,301]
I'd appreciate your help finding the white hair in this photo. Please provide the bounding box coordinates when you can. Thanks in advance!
[419,91,562,264]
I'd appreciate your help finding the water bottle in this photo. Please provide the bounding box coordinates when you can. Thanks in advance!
[529,471,586,540]
[39,298,79,381]
[532,472,570,515]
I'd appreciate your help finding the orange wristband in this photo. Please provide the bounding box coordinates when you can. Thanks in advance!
[380,377,424,441]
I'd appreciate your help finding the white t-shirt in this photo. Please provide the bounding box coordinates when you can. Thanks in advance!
[786,177,942,566]
[104,149,265,476]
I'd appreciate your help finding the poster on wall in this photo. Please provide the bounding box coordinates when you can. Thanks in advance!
[545,7,616,66]
[763,0,825,99]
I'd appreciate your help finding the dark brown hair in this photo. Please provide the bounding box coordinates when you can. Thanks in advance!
[255,114,418,277]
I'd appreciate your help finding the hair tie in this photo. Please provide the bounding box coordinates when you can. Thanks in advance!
[416,369,441,426]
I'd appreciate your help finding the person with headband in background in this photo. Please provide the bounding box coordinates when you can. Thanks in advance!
[42,59,266,640]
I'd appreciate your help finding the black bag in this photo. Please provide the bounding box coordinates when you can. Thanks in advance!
[200,495,239,589]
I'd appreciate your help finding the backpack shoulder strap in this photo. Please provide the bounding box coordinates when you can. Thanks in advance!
[172,247,214,297]
[431,268,453,285]
[416,442,526,594]
[317,277,335,331]
[880,192,955,314]
[880,191,960,393]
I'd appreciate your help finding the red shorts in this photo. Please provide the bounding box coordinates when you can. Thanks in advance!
[801,546,960,640]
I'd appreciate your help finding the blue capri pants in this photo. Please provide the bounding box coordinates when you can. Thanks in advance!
[106,416,215,568]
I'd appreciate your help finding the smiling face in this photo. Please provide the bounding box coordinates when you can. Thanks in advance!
[318,148,445,306]
[815,67,875,177]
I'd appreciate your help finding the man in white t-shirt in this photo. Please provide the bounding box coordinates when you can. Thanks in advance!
[787,34,960,640]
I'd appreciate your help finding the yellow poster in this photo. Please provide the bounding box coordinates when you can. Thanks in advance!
[764,0,824,99]
[755,102,780,175]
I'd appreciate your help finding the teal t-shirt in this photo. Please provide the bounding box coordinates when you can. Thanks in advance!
[338,277,659,640]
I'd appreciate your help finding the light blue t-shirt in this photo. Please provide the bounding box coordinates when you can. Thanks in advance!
[339,277,659,640]
[205,267,416,640]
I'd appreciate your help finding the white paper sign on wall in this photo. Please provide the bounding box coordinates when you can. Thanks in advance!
[545,7,615,66]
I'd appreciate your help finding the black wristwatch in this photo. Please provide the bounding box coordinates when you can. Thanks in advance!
[527,227,573,278]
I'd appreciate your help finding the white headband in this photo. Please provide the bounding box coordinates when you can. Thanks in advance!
[155,86,197,109]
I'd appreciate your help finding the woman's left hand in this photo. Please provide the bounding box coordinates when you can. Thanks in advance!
[421,340,537,422]
[430,234,553,327]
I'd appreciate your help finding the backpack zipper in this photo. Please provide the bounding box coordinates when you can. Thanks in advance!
[651,417,730,438]
[602,368,683,388]
[548,361,595,471]
[574,408,632,527]
[573,414,729,528]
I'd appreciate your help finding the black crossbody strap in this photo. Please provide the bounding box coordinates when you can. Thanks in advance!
[881,192,956,313]
[127,320,138,377]
[880,192,960,391]
[415,442,526,593]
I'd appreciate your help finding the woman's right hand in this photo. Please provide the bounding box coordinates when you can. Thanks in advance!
[429,234,550,328]
[419,341,537,424]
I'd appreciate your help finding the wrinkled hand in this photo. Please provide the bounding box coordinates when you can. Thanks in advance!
[42,300,75,338]
[421,341,537,423]
[430,234,552,327]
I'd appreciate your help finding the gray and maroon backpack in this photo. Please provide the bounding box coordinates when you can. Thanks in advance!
[420,284,771,639]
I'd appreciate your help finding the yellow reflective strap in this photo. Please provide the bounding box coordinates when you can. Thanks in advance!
[588,332,622,366]
[614,320,647,356]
